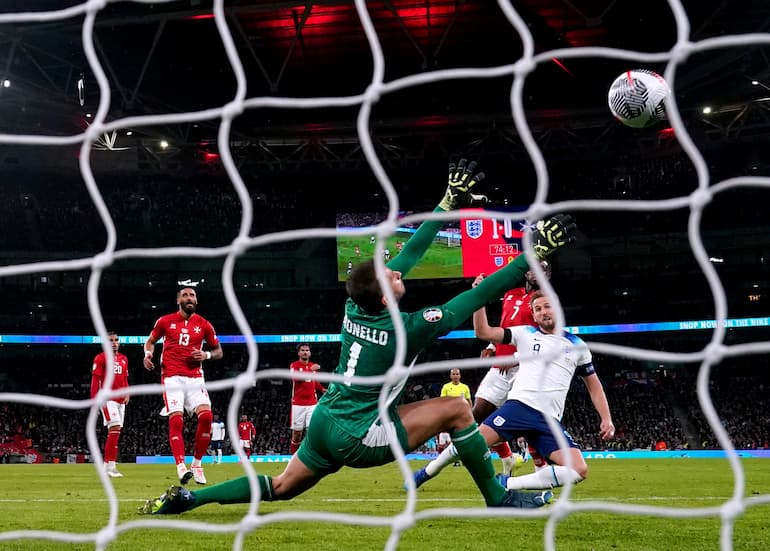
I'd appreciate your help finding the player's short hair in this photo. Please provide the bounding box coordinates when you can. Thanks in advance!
[176,286,197,297]
[530,290,545,305]
[346,259,385,314]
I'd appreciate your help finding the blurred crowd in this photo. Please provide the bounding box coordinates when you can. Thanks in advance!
[1,344,768,462]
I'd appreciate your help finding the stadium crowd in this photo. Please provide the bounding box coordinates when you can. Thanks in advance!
[1,345,768,463]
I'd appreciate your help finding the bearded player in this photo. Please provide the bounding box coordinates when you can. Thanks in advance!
[143,287,223,485]
[412,260,550,487]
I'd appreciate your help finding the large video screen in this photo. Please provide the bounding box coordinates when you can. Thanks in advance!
[335,209,526,281]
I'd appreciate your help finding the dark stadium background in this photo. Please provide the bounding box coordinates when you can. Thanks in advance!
[0,0,769,460]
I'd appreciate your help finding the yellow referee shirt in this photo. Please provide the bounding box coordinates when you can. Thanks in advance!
[440,382,472,404]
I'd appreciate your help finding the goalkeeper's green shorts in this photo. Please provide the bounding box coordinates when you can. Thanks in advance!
[297,405,409,475]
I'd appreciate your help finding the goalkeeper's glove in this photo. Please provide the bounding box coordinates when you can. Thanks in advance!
[532,214,577,259]
[438,158,487,211]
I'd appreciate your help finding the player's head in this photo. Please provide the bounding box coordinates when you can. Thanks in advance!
[240,414,247,422]
[450,368,461,383]
[107,331,119,352]
[297,343,311,359]
[530,291,556,333]
[346,259,404,314]
[524,260,552,291]
[177,287,198,316]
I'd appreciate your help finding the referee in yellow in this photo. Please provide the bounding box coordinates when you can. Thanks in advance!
[439,369,473,466]
[440,368,472,407]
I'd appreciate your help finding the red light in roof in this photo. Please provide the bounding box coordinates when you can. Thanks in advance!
[414,115,449,127]
[550,57,573,77]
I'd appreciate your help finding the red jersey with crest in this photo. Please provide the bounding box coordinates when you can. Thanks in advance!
[290,360,326,406]
[493,286,538,368]
[238,420,256,441]
[149,312,220,378]
[91,351,130,403]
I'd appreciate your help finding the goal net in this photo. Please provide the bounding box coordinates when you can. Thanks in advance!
[0,1,769,551]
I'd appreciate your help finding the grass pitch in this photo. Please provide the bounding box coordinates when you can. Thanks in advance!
[336,234,462,281]
[0,459,768,550]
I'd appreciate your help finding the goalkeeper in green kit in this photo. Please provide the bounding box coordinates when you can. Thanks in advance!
[140,158,576,514]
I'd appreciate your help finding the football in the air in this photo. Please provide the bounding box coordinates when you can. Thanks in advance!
[607,69,670,128]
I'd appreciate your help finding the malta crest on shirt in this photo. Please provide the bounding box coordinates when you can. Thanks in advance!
[465,219,483,239]
[422,308,443,322]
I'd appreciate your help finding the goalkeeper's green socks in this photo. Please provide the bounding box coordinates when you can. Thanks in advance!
[191,474,275,507]
[450,423,505,506]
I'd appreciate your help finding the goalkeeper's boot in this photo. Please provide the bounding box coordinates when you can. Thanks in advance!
[177,463,193,485]
[495,489,553,509]
[410,467,432,489]
[139,485,196,515]
[496,473,510,489]
[191,465,207,485]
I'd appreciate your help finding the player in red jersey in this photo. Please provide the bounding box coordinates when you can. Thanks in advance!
[143,287,223,485]
[412,261,550,486]
[289,343,327,454]
[91,331,130,478]
[238,415,257,461]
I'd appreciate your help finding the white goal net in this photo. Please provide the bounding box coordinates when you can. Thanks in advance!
[0,1,770,551]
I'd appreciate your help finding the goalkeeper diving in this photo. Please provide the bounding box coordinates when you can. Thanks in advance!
[140,157,577,514]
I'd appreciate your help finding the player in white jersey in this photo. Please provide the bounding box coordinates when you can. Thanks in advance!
[209,414,226,464]
[476,291,615,492]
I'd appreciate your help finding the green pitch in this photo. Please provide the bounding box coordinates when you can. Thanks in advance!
[336,233,462,281]
[0,459,768,550]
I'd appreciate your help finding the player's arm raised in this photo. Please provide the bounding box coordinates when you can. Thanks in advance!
[388,158,485,277]
[473,306,509,345]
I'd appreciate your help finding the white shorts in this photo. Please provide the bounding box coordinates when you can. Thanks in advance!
[475,367,518,408]
[290,404,317,431]
[162,375,211,416]
[438,432,451,446]
[240,439,252,450]
[101,401,125,428]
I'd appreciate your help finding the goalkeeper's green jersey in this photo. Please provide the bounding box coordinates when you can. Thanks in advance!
[318,210,531,439]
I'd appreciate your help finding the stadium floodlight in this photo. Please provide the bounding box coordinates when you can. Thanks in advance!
[2,79,9,88]
[77,73,84,106]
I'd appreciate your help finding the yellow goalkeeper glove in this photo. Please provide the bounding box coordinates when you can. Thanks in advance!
[532,214,577,259]
[438,158,487,211]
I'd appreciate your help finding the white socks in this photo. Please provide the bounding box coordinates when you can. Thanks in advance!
[505,465,584,490]
[425,445,459,477]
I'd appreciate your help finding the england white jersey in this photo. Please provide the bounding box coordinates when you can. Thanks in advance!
[507,325,594,421]
[211,420,226,442]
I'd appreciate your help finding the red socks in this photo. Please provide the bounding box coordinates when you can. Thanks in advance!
[491,441,512,459]
[194,410,213,460]
[104,429,120,463]
[168,414,186,464]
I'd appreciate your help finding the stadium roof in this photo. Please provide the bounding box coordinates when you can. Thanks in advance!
[0,0,769,158]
